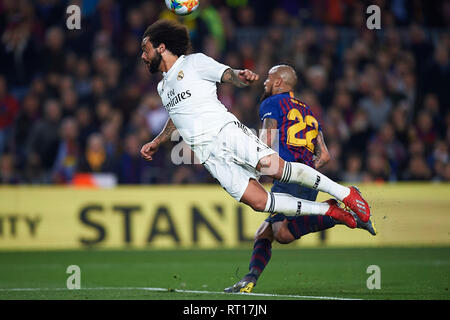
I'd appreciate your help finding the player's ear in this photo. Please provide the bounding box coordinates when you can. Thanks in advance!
[274,78,282,88]
[158,43,166,54]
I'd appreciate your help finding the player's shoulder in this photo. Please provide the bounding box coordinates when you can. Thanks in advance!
[292,97,313,112]
[260,92,288,108]
[259,94,285,120]
[185,52,210,64]
[263,93,285,104]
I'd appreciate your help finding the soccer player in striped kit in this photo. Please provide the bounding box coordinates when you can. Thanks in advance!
[224,65,376,293]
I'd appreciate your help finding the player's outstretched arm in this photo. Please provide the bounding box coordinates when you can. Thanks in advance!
[221,68,259,88]
[313,131,330,169]
[140,118,176,161]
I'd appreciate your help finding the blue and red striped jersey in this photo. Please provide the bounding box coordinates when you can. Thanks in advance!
[259,91,322,168]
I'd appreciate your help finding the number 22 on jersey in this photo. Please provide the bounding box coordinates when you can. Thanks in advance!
[286,108,319,152]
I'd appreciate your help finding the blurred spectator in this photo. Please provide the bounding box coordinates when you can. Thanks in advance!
[101,120,121,158]
[414,110,437,154]
[323,108,350,143]
[431,140,449,181]
[370,122,408,179]
[390,103,410,146]
[52,117,79,183]
[60,88,79,118]
[443,163,450,181]
[0,153,21,184]
[321,140,342,182]
[234,91,258,128]
[0,14,40,90]
[93,0,122,42]
[117,133,149,184]
[74,58,92,100]
[14,93,41,166]
[341,153,364,183]
[306,65,332,109]
[359,88,393,131]
[141,94,168,138]
[346,108,373,155]
[77,132,116,173]
[403,155,433,181]
[422,43,450,109]
[42,27,66,74]
[423,93,445,136]
[75,106,96,151]
[0,76,20,155]
[366,152,391,182]
[26,99,62,174]
[197,0,226,54]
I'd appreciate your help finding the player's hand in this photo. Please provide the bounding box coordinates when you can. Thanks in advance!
[238,69,259,86]
[140,141,159,161]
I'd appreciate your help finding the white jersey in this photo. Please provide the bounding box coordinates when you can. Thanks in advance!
[157,53,239,163]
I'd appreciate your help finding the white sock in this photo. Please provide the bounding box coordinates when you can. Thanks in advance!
[280,162,350,201]
[265,191,330,216]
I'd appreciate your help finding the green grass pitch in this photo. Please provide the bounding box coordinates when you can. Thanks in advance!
[0,247,449,300]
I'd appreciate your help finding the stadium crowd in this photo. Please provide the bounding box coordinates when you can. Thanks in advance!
[0,0,449,185]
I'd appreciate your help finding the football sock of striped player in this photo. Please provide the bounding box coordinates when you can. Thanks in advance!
[245,238,272,282]
[279,161,350,201]
[287,215,336,239]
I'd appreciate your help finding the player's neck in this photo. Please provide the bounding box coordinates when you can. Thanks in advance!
[160,54,181,73]
[273,87,292,95]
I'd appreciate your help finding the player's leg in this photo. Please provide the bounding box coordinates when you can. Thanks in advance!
[240,178,357,228]
[270,181,339,242]
[256,153,371,222]
[203,121,357,225]
[224,221,274,293]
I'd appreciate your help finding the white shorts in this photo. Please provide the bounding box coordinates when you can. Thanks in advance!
[203,121,276,201]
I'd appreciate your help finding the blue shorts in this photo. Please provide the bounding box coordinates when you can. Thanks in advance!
[265,180,318,224]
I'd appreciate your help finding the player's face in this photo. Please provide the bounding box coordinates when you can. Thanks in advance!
[260,72,275,102]
[141,37,162,74]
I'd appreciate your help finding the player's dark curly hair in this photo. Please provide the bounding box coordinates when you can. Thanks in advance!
[143,19,191,56]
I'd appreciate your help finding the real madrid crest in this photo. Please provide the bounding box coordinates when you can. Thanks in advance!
[177,70,184,81]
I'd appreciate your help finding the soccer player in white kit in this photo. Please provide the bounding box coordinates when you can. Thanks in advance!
[139,20,371,226]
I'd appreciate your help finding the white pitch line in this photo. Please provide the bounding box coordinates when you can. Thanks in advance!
[141,287,363,300]
[0,286,362,300]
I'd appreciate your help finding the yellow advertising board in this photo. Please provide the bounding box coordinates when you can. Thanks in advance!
[0,183,449,250]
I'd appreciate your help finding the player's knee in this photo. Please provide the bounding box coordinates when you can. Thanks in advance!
[258,155,284,179]
[249,198,267,212]
[257,155,278,176]
[274,226,295,244]
[257,156,271,168]
[254,222,273,242]
[247,194,268,212]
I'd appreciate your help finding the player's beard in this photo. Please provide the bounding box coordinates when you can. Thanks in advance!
[259,89,272,102]
[148,51,162,74]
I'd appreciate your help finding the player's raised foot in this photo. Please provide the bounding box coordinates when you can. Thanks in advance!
[342,186,371,223]
[224,278,256,293]
[324,199,357,229]
[350,210,377,236]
